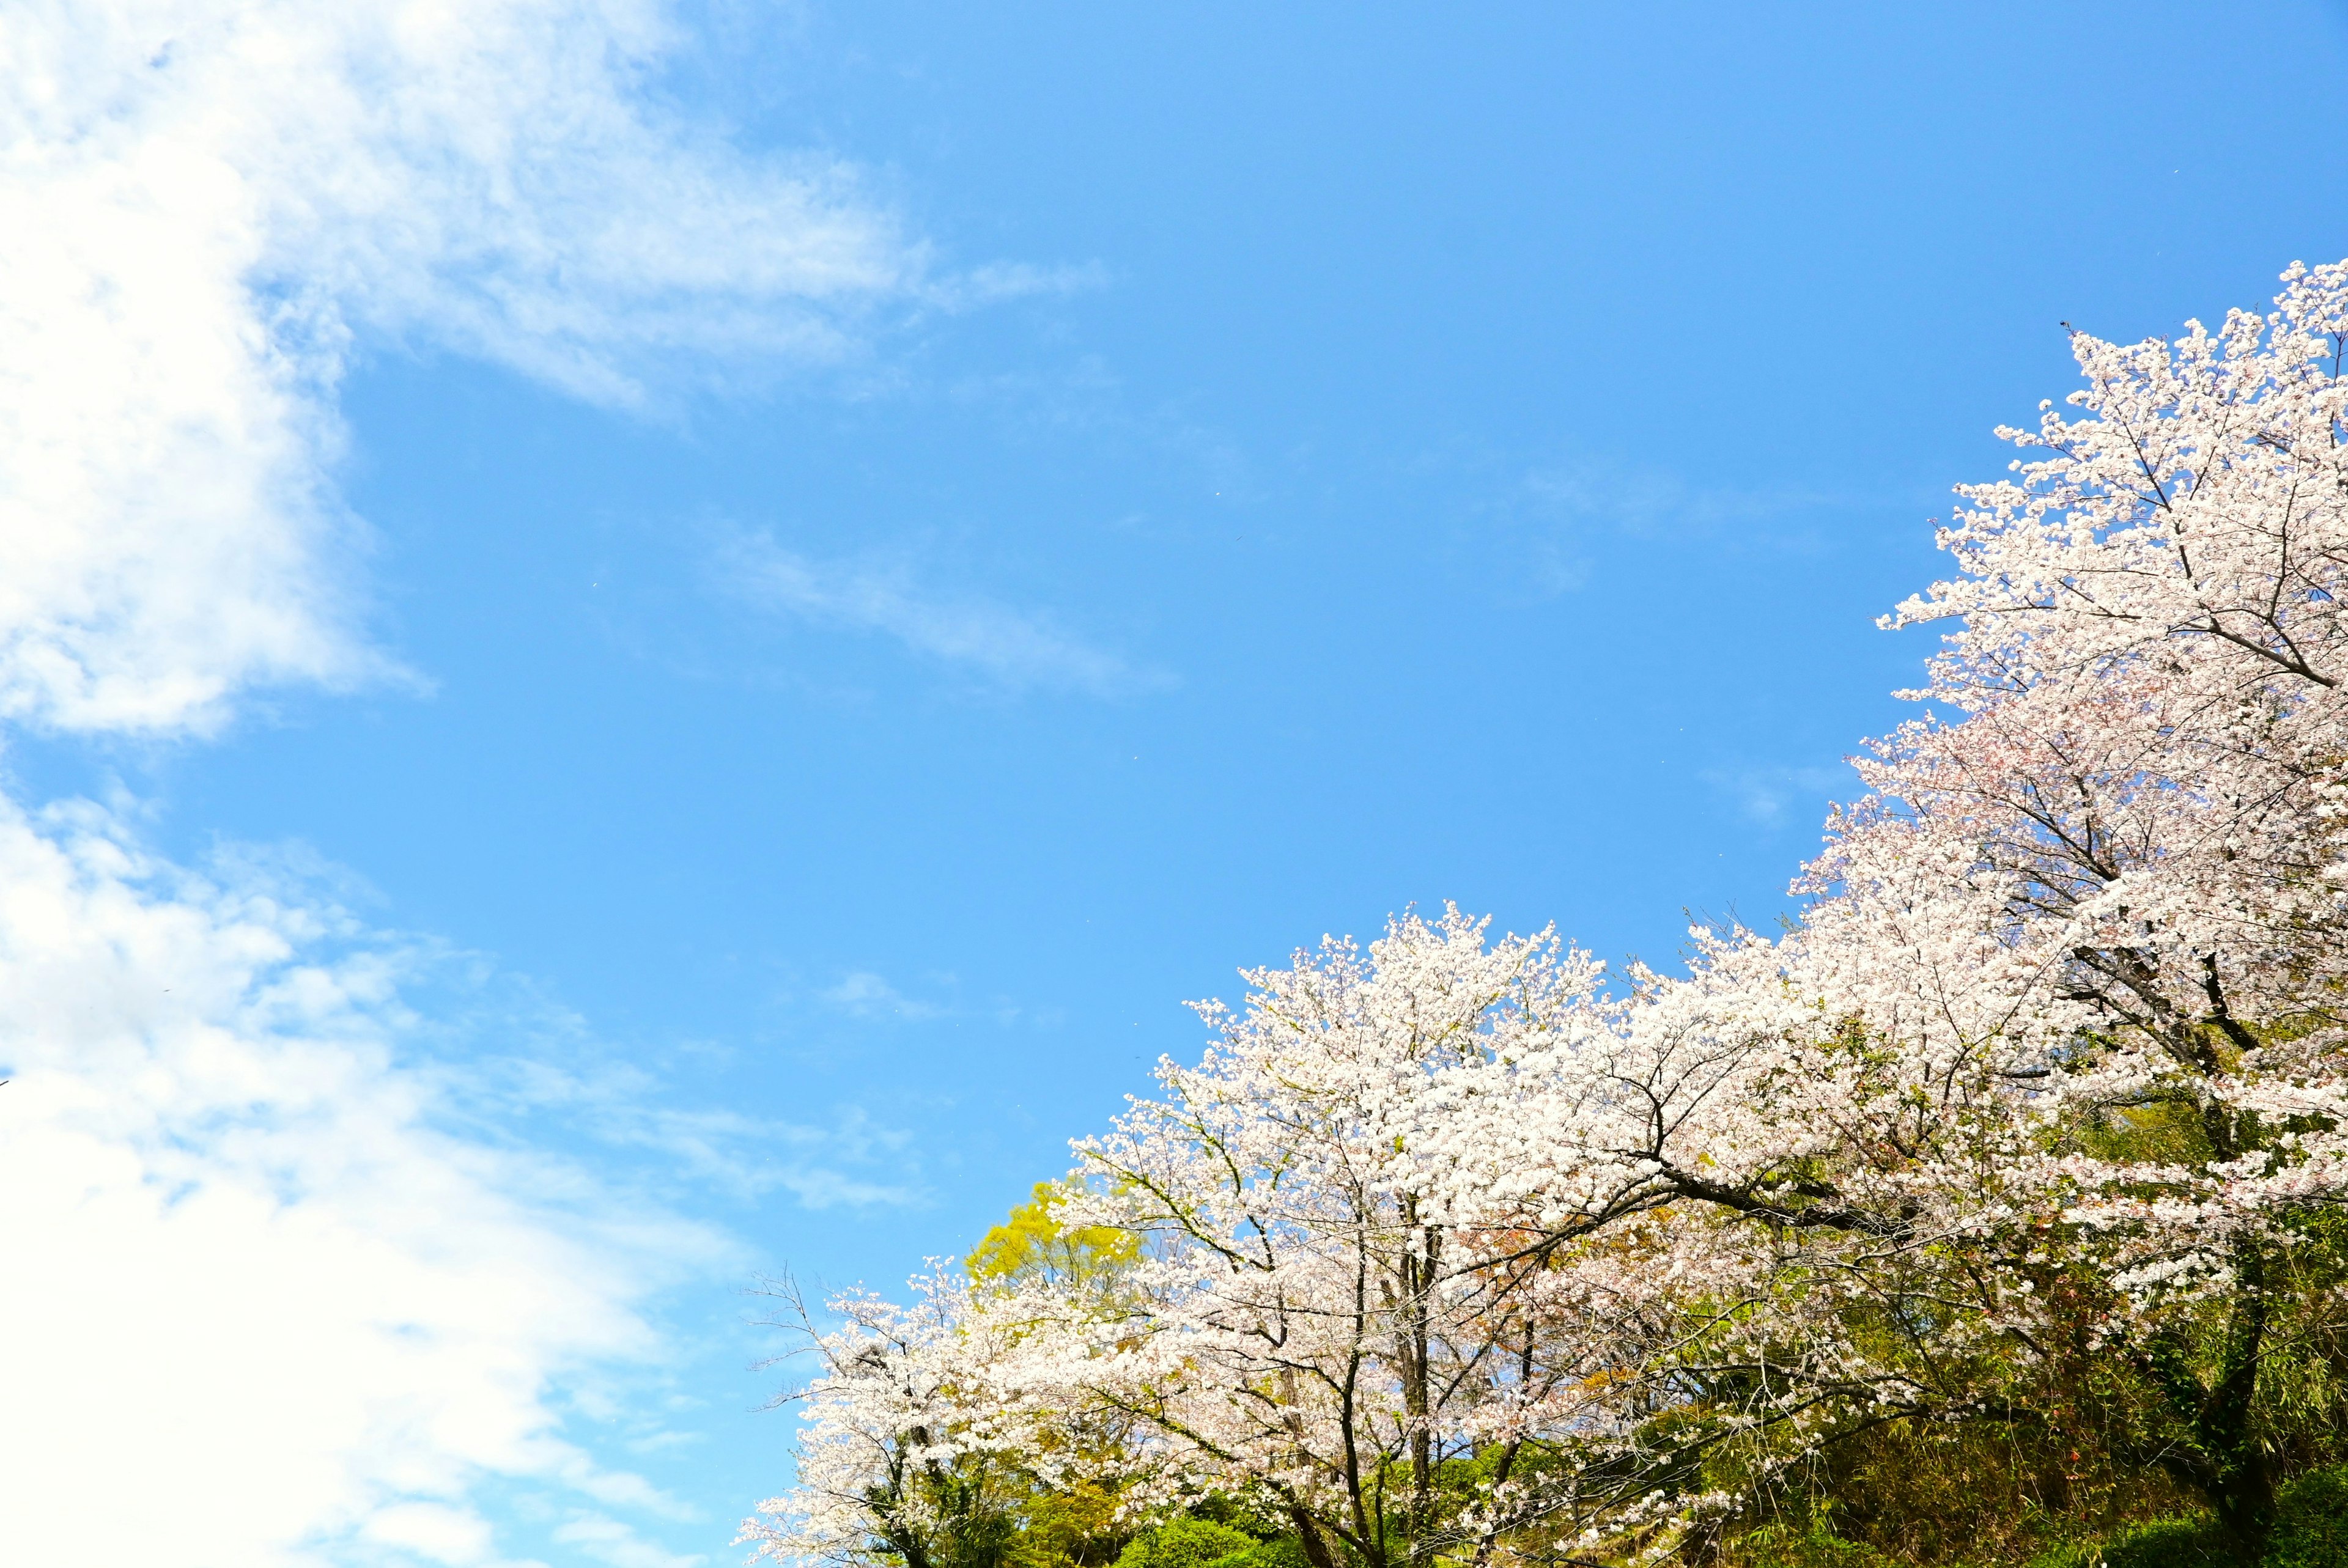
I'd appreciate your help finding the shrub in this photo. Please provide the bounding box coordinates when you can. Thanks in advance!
[2025,1542,2098,1568]
[1114,1520,1258,1568]
[1734,1520,1898,1568]
[2032,1517,2240,1568]
[1209,1539,1306,1568]
[2124,1519,2235,1568]
[2268,1467,2348,1568]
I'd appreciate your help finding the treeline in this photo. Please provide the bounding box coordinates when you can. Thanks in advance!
[742,265,2348,1568]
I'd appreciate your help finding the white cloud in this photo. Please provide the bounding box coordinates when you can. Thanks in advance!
[360,1501,501,1566]
[0,795,722,1566]
[0,7,969,1558]
[0,0,925,735]
[717,530,1169,696]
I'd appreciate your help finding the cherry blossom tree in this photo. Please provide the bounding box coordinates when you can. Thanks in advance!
[1027,911,1620,1568]
[746,260,2348,1566]
[1467,256,2348,1544]
[1803,259,2348,1539]
[744,1272,1039,1568]
[743,1260,1155,1568]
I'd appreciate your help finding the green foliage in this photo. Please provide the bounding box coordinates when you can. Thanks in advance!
[2025,1540,2103,1568]
[969,1183,1140,1287]
[1008,1478,1132,1568]
[1734,1519,1899,1568]
[2268,1467,2348,1568]
[2261,1215,2348,1457]
[2099,1517,2240,1568]
[1220,1538,1306,1568]
[2024,1517,2239,1568]
[1113,1519,1260,1568]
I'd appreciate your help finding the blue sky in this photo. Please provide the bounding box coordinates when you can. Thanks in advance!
[6,3,2348,1565]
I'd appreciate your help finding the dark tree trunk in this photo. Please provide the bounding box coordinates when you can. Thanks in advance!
[2138,1240,2275,1558]
[1291,1504,1342,1568]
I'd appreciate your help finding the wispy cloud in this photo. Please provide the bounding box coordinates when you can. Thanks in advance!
[824,970,952,1021]
[814,967,1054,1033]
[1518,462,1840,537]
[1702,761,1856,827]
[0,0,934,737]
[926,259,1112,311]
[439,1040,926,1209]
[1481,455,1855,594]
[586,1091,920,1208]
[716,529,1172,696]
